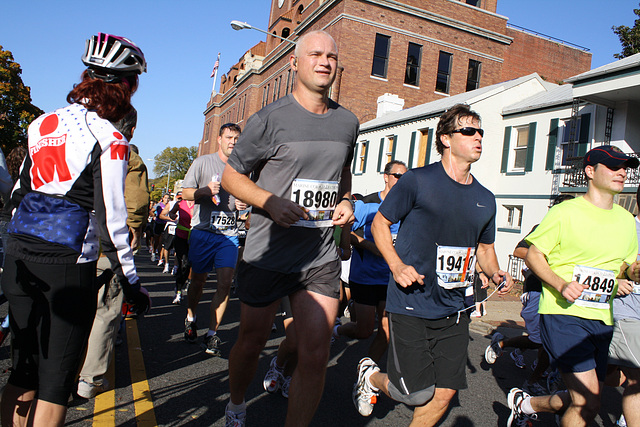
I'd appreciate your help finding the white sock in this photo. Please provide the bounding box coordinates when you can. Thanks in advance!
[521,396,535,415]
[187,315,196,322]
[227,400,246,413]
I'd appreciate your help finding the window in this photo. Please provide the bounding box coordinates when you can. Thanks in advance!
[466,0,480,6]
[466,59,481,91]
[285,70,292,95]
[290,72,296,93]
[204,122,211,143]
[417,129,430,167]
[512,126,529,170]
[273,77,280,102]
[241,95,247,121]
[385,136,395,165]
[262,85,268,107]
[371,34,391,78]
[356,141,368,174]
[560,117,582,166]
[502,205,523,231]
[435,51,452,94]
[404,43,422,86]
[377,135,397,172]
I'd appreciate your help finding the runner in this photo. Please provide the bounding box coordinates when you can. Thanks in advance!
[163,191,194,304]
[221,30,359,426]
[181,122,245,356]
[158,193,180,274]
[353,103,513,425]
[332,160,407,363]
[507,145,640,426]
[0,33,148,426]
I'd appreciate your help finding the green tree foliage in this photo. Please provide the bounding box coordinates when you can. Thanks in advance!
[612,4,640,59]
[152,146,197,179]
[0,46,43,152]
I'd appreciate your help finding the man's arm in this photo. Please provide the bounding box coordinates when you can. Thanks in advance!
[158,202,174,222]
[221,163,308,228]
[332,166,354,227]
[350,231,382,257]
[513,247,528,259]
[476,242,513,295]
[182,181,220,202]
[525,244,586,303]
[371,211,424,287]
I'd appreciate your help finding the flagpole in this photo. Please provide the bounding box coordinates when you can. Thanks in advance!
[211,52,220,98]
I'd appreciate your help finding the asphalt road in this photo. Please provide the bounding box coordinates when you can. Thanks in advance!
[0,249,627,426]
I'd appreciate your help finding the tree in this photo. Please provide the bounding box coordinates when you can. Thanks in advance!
[152,146,198,179]
[0,45,43,152]
[612,4,640,59]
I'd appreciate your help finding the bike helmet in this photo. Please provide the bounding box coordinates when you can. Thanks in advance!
[82,33,147,82]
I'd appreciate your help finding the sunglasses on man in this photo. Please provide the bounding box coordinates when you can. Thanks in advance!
[386,173,404,179]
[451,127,484,137]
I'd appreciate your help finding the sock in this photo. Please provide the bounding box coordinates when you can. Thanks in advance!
[227,400,246,413]
[521,396,536,415]
[207,330,216,337]
[187,315,196,322]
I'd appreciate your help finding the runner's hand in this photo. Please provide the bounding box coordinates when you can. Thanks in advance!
[208,180,220,196]
[235,199,248,211]
[332,199,354,226]
[491,270,513,295]
[390,263,425,287]
[561,281,588,303]
[616,279,634,296]
[264,195,308,228]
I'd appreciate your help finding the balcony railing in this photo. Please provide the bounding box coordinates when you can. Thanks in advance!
[561,152,640,187]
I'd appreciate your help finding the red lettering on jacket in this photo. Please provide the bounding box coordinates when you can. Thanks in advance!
[30,137,72,189]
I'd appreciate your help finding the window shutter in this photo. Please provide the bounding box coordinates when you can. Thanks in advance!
[391,136,398,161]
[378,138,385,172]
[363,142,369,174]
[425,128,434,165]
[352,142,358,174]
[525,122,537,172]
[501,126,512,173]
[408,131,417,167]
[578,113,591,156]
[545,118,559,171]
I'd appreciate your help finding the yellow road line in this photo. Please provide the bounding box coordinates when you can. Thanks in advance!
[93,352,116,426]
[126,317,158,426]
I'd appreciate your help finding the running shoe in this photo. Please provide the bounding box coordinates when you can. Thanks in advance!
[522,379,547,396]
[507,388,537,427]
[511,349,526,369]
[470,310,482,318]
[77,379,109,399]
[172,291,182,305]
[157,259,165,267]
[225,403,246,427]
[184,319,197,343]
[353,357,380,417]
[618,414,627,426]
[547,369,562,394]
[281,375,291,398]
[484,332,504,364]
[151,252,156,262]
[163,264,170,274]
[263,356,284,394]
[171,265,178,275]
[203,333,222,356]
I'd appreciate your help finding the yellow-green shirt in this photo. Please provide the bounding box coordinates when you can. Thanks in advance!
[525,196,637,325]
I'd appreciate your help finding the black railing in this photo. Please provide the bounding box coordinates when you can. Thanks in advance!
[562,152,640,187]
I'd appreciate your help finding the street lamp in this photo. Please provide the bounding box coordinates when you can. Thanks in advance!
[148,159,173,194]
[230,20,296,45]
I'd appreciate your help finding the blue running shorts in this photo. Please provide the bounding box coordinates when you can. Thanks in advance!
[188,228,239,273]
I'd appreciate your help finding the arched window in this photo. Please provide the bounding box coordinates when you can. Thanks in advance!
[282,27,290,38]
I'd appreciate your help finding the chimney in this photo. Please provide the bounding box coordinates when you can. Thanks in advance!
[377,93,404,118]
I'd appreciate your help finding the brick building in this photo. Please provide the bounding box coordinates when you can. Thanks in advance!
[199,0,591,155]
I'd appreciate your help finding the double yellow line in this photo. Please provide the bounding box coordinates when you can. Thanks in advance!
[92,318,157,426]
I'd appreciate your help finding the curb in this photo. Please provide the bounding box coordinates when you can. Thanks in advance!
[469,320,496,336]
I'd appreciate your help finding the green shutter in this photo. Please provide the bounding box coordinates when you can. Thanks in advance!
[546,118,559,171]
[391,136,398,161]
[425,128,434,165]
[578,113,591,156]
[408,132,417,167]
[525,122,537,172]
[352,142,358,173]
[501,126,512,173]
[363,142,369,173]
[377,138,385,172]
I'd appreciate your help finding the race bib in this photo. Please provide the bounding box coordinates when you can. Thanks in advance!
[167,224,176,235]
[210,211,237,231]
[572,265,616,309]
[632,283,640,294]
[290,179,339,228]
[436,246,476,289]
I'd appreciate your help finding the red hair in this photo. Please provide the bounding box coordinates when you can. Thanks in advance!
[66,70,137,122]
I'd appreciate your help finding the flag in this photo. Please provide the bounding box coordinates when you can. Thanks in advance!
[210,53,220,78]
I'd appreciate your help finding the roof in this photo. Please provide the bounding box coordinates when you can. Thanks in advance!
[502,83,572,115]
[565,52,640,84]
[360,73,548,132]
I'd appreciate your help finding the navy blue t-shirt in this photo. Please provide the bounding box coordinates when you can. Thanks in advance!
[378,162,496,319]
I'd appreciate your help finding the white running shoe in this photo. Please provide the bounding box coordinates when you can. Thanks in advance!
[507,387,537,427]
[263,356,284,393]
[353,357,380,417]
[225,403,246,427]
[281,375,291,398]
[172,291,182,305]
[158,259,165,267]
[151,252,156,262]
[77,379,109,399]
[618,414,627,426]
[163,264,170,274]
[484,332,504,364]
[172,265,178,275]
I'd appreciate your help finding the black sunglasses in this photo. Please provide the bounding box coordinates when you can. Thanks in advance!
[451,127,484,137]
[387,173,404,179]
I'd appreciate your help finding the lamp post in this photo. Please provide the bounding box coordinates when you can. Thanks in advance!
[148,159,173,194]
[230,20,296,45]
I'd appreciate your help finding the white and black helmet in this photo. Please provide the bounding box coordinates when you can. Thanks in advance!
[82,33,147,81]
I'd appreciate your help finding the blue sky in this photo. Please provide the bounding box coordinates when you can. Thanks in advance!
[1,0,637,177]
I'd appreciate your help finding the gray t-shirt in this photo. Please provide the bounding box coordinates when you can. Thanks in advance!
[612,217,640,322]
[182,153,237,236]
[227,94,359,273]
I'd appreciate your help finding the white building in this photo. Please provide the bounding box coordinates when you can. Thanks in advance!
[352,53,640,274]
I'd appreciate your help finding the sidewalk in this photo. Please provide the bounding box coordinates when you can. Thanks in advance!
[469,293,525,335]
